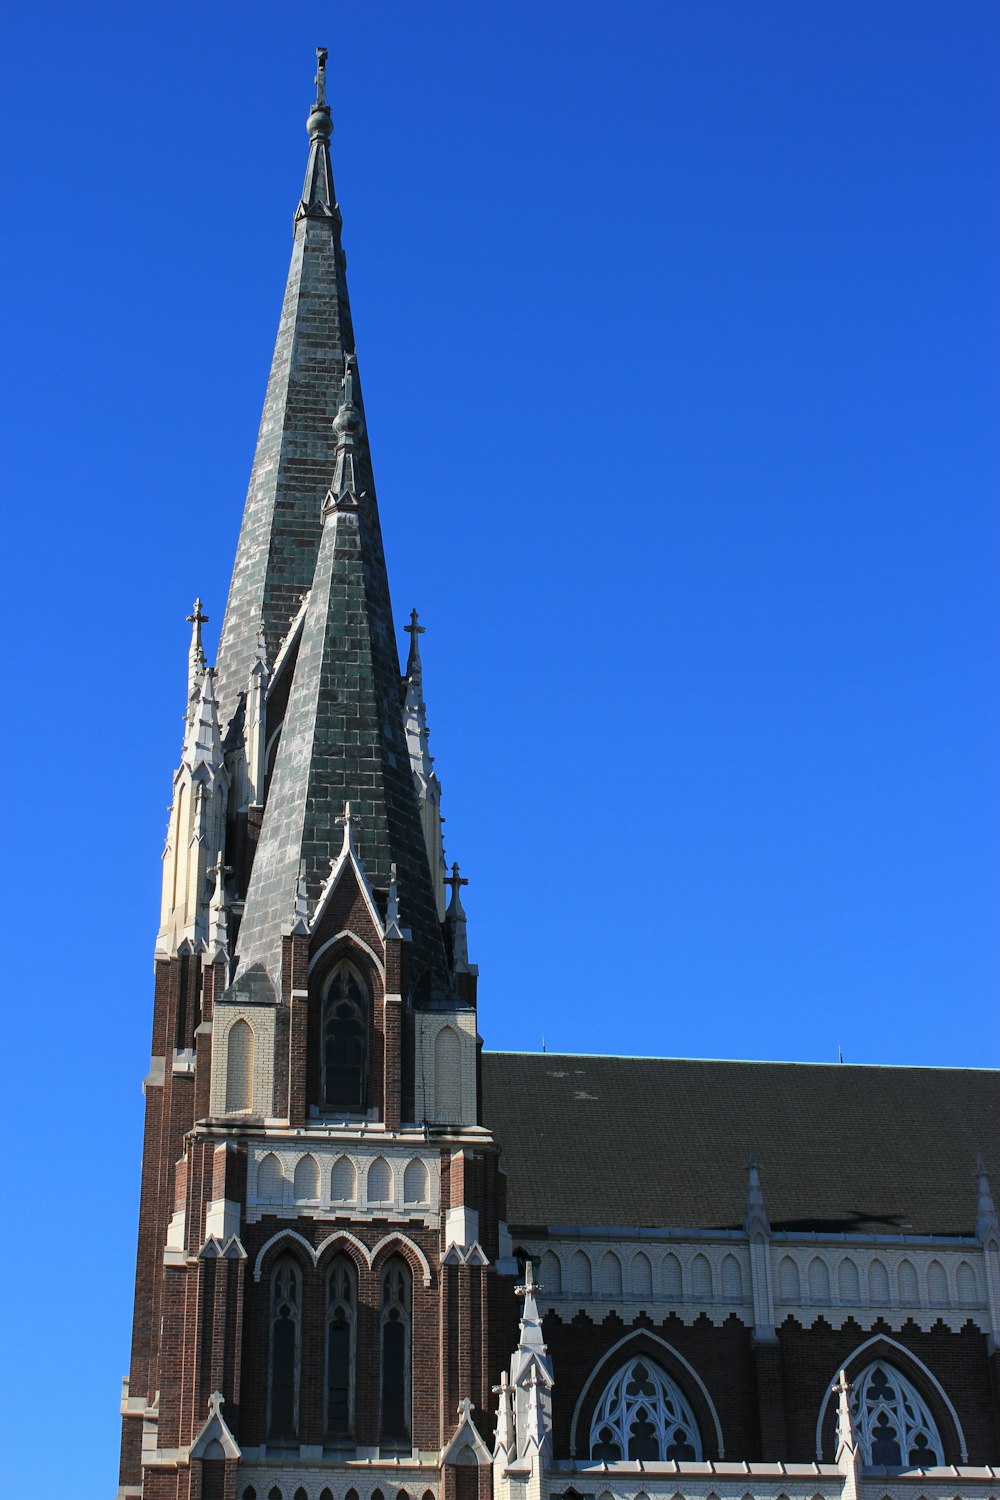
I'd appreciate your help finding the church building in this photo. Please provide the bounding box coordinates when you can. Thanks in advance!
[119,51,1000,1500]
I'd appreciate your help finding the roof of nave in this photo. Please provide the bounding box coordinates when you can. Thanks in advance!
[480,1052,999,1236]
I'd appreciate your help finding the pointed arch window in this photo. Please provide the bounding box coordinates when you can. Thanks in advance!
[268,1257,301,1440]
[589,1357,702,1462]
[326,1256,357,1439]
[380,1258,411,1445]
[850,1361,942,1467]
[321,963,368,1112]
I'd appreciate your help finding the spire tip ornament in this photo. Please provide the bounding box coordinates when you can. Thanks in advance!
[307,46,333,140]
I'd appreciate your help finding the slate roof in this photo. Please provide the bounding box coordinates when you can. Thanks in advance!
[480,1052,999,1236]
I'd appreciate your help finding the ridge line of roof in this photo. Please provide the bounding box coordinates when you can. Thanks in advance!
[482,1050,1000,1075]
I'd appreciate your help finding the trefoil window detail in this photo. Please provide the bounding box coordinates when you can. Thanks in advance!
[589,1357,702,1462]
[268,1257,301,1440]
[326,1256,357,1439]
[321,963,368,1112]
[850,1361,942,1467]
[380,1257,411,1445]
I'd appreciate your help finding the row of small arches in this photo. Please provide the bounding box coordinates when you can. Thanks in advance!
[537,1247,982,1309]
[540,1248,745,1302]
[243,1489,433,1500]
[776,1254,981,1308]
[257,1153,431,1208]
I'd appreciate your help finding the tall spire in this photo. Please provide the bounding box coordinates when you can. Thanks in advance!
[232,357,451,1003]
[213,47,356,730]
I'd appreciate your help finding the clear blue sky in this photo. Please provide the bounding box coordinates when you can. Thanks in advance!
[0,2,997,1494]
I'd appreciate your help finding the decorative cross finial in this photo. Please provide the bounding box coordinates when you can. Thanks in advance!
[515,1259,542,1299]
[444,862,469,901]
[186,597,209,707]
[404,608,425,640]
[315,47,328,108]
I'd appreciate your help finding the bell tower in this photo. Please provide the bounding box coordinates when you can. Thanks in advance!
[120,50,515,1500]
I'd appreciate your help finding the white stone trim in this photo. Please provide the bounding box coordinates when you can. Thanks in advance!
[235,1467,438,1500]
[210,1002,275,1119]
[519,1237,991,1335]
[309,929,386,977]
[247,1141,439,1227]
[567,1329,725,1461]
[528,1463,1000,1500]
[414,1010,478,1128]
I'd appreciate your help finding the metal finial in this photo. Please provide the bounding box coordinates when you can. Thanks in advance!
[315,48,328,108]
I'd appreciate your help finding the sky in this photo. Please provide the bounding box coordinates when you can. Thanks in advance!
[0,1,997,1494]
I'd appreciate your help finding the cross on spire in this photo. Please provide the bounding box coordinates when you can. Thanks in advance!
[186,598,210,717]
[444,862,468,901]
[315,47,328,108]
[404,608,425,641]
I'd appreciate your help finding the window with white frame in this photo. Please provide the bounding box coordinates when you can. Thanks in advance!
[589,1356,702,1461]
[850,1361,942,1467]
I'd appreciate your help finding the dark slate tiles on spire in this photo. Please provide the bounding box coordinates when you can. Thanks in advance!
[213,139,354,733]
[233,496,451,1004]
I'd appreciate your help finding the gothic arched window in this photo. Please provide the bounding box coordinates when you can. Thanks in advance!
[589,1357,702,1462]
[321,963,368,1112]
[380,1258,411,1445]
[850,1361,942,1467]
[326,1256,357,1439]
[268,1257,301,1440]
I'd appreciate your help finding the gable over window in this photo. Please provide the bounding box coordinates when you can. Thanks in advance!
[850,1361,942,1467]
[589,1357,702,1462]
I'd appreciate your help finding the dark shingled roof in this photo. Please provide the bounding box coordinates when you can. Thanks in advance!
[480,1053,999,1237]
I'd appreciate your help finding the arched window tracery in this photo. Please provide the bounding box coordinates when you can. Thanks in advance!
[850,1362,942,1467]
[381,1257,411,1444]
[589,1357,702,1462]
[326,1255,357,1439]
[321,962,369,1112]
[268,1257,301,1440]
